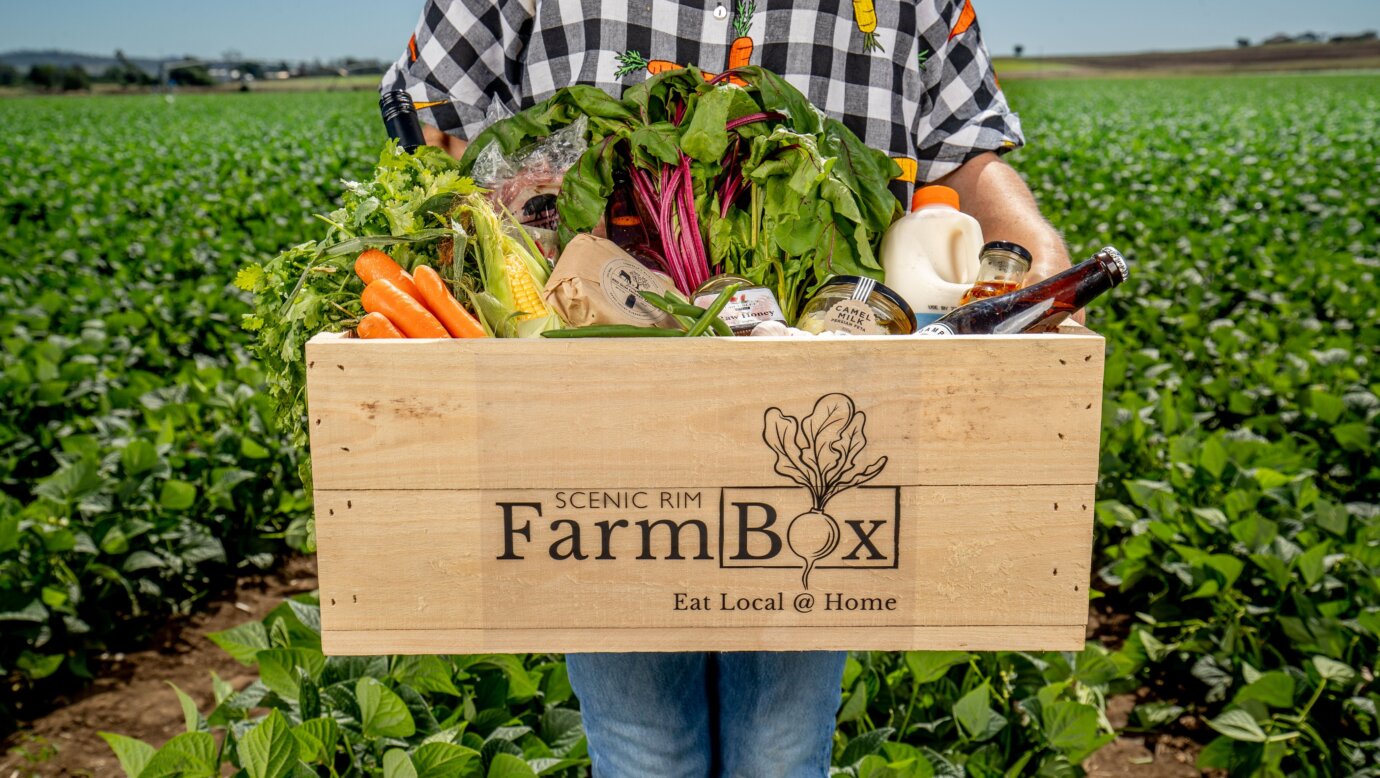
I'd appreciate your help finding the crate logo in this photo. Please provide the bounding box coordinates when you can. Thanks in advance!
[490,393,898,590]
[752,393,889,588]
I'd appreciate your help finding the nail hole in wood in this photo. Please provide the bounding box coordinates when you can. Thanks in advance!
[353,595,358,603]
[347,500,353,509]
[309,361,315,368]
[1086,403,1093,410]
[1059,358,1067,365]
[1085,354,1092,361]
[1082,504,1088,510]
[1054,503,1059,511]
[1053,568,1058,576]
[315,418,322,425]
[340,447,350,452]
[1074,585,1080,591]
[330,598,336,605]
[337,364,345,371]
[328,508,334,516]
[1057,432,1065,439]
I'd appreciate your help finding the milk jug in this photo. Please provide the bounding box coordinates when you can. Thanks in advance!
[880,186,984,326]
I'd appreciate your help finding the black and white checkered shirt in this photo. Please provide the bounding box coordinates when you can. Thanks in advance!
[382,0,1023,186]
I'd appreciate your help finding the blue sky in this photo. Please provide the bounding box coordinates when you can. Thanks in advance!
[1,0,1376,61]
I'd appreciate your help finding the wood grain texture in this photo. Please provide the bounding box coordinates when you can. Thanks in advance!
[314,485,1093,633]
[304,330,1105,492]
[321,625,1088,655]
[306,327,1104,653]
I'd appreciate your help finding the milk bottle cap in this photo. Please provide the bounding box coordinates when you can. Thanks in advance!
[911,185,961,212]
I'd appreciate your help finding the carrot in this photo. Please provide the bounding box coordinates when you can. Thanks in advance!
[891,156,918,183]
[357,312,404,339]
[361,279,449,339]
[413,265,487,338]
[949,0,976,40]
[852,0,883,52]
[616,50,719,81]
[355,249,422,301]
[646,60,682,76]
[728,1,756,68]
[727,38,754,70]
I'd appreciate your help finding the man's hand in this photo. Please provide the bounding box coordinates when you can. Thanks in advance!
[423,124,467,159]
[937,153,1070,281]
[936,152,1080,323]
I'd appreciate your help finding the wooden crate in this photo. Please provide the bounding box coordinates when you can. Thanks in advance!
[305,326,1104,655]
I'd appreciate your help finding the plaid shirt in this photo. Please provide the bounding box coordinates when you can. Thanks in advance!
[382,0,1023,186]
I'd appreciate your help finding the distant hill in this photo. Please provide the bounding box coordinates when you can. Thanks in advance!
[0,49,166,75]
[996,39,1380,78]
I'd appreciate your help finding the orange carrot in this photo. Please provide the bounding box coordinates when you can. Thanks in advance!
[413,265,487,338]
[727,37,754,70]
[357,312,404,339]
[355,249,422,301]
[361,279,449,339]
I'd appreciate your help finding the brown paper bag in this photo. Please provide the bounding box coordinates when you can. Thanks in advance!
[543,235,678,328]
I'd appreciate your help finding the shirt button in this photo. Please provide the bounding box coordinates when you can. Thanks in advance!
[713,5,728,20]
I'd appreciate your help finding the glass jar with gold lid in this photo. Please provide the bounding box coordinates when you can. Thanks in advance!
[796,276,917,336]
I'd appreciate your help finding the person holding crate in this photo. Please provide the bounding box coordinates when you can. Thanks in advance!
[383,1,1072,774]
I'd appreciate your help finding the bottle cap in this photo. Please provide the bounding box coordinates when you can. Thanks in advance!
[1097,247,1129,285]
[379,90,418,122]
[981,240,1033,270]
[911,185,960,212]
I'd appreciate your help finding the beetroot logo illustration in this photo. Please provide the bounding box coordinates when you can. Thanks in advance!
[762,394,888,588]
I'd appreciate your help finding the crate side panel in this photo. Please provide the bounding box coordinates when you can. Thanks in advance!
[305,335,1104,492]
[314,484,1093,646]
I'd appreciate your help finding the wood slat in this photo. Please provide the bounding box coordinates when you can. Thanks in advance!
[305,331,1105,491]
[314,485,1095,652]
[322,626,1087,655]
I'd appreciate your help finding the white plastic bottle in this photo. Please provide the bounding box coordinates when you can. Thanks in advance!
[880,185,984,326]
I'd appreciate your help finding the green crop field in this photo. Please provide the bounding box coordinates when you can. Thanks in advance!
[1,74,1377,777]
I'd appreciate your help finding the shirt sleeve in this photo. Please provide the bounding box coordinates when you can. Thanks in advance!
[379,0,535,140]
[913,0,1024,183]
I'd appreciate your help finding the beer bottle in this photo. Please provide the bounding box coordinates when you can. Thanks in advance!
[379,90,426,154]
[917,247,1128,335]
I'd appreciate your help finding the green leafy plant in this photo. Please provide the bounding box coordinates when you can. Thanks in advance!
[0,92,377,720]
[829,647,1123,776]
[102,596,588,777]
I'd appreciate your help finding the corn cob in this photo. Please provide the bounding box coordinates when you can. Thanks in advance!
[505,251,547,321]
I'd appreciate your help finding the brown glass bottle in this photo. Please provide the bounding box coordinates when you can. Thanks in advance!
[917,247,1128,335]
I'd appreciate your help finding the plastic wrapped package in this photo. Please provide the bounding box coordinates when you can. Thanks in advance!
[472,117,589,262]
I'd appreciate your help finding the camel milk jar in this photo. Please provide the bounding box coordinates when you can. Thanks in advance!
[879,185,984,326]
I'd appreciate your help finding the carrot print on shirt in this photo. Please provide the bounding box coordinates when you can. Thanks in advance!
[891,157,918,184]
[851,0,883,52]
[615,0,755,85]
[950,0,977,40]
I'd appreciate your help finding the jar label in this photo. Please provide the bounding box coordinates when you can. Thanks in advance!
[599,257,667,325]
[821,299,884,335]
[917,322,956,336]
[694,287,786,334]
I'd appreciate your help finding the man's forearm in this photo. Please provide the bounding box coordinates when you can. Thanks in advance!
[937,152,1069,284]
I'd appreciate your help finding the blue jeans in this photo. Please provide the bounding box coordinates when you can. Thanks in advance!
[566,651,846,778]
